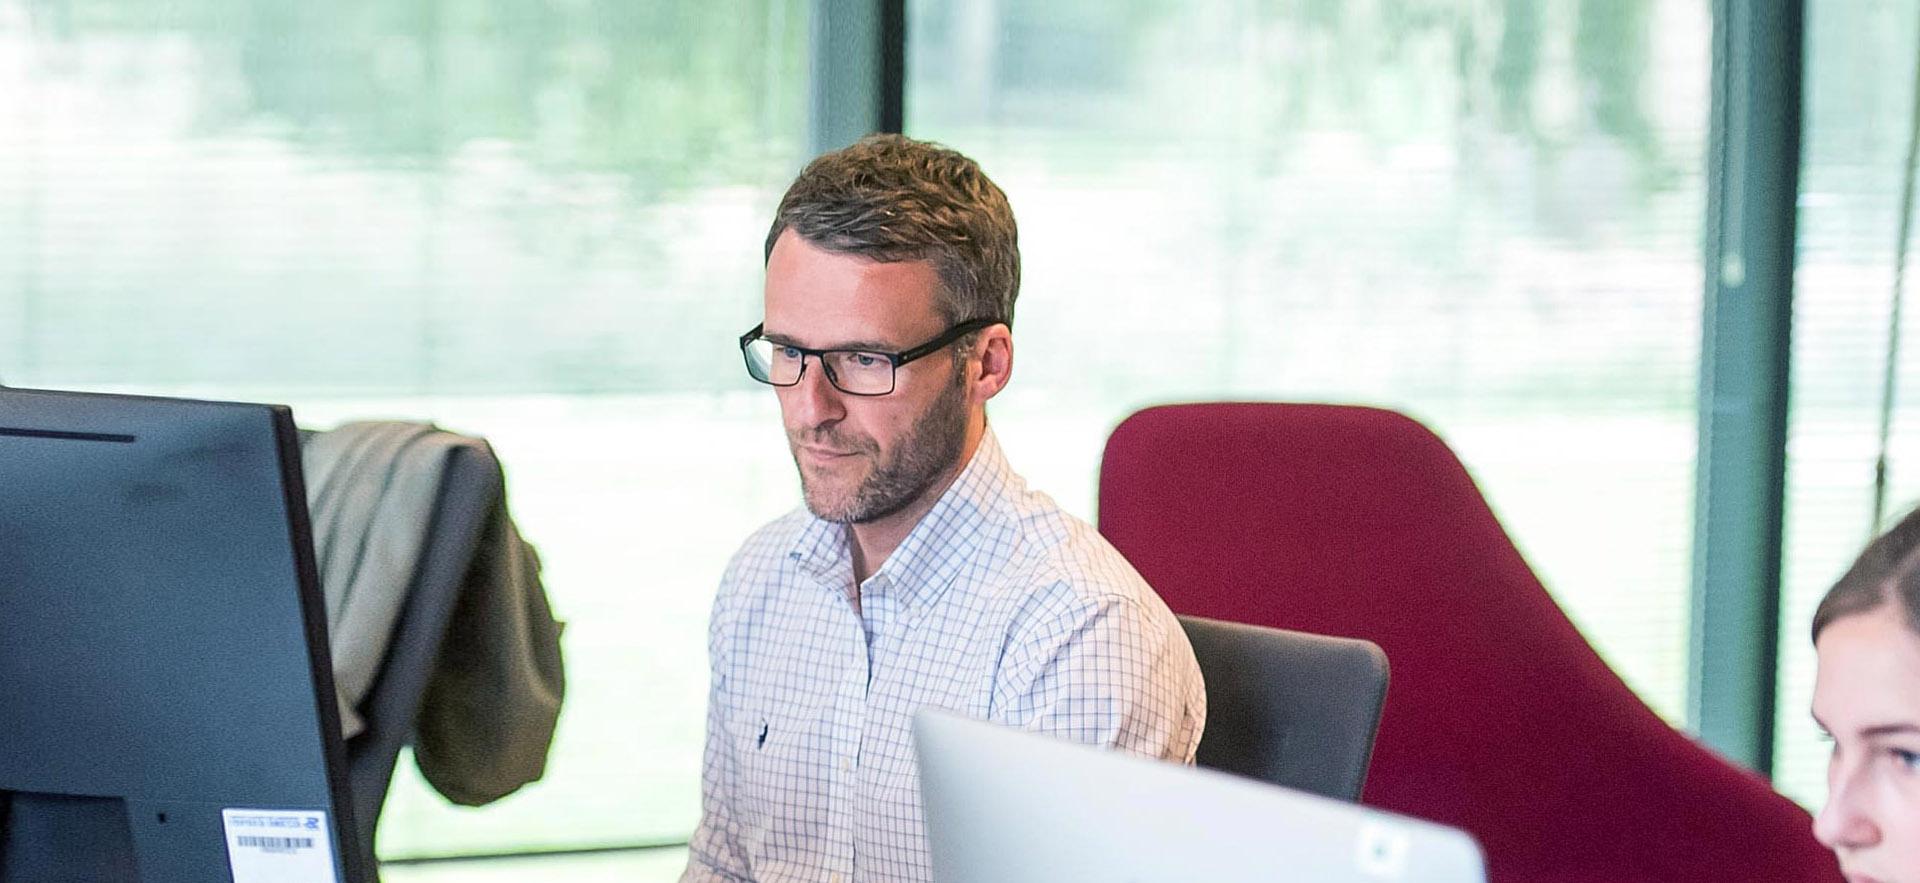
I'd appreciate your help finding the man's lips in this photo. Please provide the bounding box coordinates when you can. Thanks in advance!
[798,445,859,463]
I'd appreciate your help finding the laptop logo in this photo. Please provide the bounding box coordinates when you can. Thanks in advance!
[1355,821,1411,877]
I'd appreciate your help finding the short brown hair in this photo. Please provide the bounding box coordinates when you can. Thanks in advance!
[1812,504,1920,642]
[765,134,1020,328]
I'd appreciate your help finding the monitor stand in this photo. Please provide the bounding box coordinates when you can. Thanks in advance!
[0,791,140,883]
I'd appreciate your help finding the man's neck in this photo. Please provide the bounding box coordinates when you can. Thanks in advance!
[848,420,986,585]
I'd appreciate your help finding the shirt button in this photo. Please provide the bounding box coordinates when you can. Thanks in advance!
[829,875,843,883]
[842,759,854,773]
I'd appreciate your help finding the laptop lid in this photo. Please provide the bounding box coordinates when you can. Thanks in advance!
[913,710,1485,883]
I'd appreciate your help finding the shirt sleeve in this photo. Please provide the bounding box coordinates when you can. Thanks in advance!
[991,589,1203,762]
[681,579,752,883]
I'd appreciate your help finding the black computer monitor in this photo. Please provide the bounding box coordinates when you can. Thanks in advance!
[0,388,365,883]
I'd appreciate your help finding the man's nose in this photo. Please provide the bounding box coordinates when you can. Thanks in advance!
[783,355,845,428]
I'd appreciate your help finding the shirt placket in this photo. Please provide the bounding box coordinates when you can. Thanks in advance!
[828,572,883,883]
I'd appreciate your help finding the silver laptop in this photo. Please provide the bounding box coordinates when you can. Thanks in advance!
[914,710,1486,883]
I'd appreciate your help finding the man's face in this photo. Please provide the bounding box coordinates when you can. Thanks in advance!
[762,230,973,524]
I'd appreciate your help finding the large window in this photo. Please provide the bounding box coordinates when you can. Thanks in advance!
[1774,0,1920,808]
[909,0,1710,721]
[4,0,1855,865]
[0,0,808,857]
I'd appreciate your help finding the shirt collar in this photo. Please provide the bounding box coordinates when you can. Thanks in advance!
[788,428,1014,614]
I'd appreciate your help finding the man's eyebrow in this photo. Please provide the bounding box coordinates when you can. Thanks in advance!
[759,332,900,352]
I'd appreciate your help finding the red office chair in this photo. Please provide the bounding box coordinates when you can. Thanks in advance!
[1097,403,1839,883]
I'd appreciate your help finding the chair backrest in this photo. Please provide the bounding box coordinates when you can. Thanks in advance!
[1178,615,1387,802]
[1099,403,1840,883]
[330,436,503,878]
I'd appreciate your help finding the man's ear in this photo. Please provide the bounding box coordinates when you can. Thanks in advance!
[969,326,1013,403]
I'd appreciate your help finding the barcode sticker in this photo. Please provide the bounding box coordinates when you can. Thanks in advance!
[222,808,338,883]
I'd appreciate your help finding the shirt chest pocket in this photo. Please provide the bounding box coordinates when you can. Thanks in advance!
[729,706,832,831]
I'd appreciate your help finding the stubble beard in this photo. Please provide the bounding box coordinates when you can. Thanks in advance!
[792,372,970,525]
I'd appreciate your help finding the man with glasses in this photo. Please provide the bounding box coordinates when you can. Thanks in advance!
[683,134,1205,883]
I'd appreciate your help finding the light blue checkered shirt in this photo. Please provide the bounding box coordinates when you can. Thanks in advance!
[682,430,1206,883]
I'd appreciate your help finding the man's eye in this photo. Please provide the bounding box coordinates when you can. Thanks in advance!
[777,347,803,360]
[851,354,880,367]
[1895,748,1920,771]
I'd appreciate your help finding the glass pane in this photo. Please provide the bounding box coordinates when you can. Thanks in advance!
[1774,0,1920,810]
[910,0,1709,721]
[0,0,808,857]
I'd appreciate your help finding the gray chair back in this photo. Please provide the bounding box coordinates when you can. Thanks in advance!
[1178,614,1388,802]
[327,435,502,880]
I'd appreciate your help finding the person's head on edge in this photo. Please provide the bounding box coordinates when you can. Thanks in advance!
[1811,505,1920,881]
[750,133,1018,527]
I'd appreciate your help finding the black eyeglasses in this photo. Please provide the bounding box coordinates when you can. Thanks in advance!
[739,317,1003,396]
